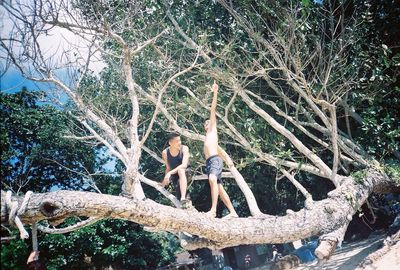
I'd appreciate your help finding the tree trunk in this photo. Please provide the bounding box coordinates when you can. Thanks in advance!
[1,169,397,250]
[122,155,145,199]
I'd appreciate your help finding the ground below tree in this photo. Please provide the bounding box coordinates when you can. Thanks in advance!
[250,232,398,270]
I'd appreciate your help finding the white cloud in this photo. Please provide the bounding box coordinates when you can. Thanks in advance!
[0,1,105,77]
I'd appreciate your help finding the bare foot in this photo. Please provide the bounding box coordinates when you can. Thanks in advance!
[222,212,239,219]
[206,210,216,218]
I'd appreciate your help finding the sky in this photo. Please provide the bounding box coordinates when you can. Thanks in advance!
[0,2,116,176]
[0,1,105,94]
[0,68,53,93]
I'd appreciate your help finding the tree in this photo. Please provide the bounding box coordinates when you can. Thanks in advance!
[1,0,399,265]
[0,89,97,193]
[0,90,180,269]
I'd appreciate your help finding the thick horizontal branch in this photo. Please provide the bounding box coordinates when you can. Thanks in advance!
[1,170,396,250]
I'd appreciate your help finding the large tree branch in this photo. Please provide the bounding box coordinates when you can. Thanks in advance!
[47,76,130,161]
[236,85,334,181]
[1,170,396,250]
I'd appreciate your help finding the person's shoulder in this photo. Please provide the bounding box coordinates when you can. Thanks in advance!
[182,145,189,151]
[162,148,168,156]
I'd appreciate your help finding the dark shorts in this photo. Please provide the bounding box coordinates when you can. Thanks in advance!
[205,155,223,184]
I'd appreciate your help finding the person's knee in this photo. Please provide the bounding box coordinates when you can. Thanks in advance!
[209,174,218,183]
[177,168,186,177]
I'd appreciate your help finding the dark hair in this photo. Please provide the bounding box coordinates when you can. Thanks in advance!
[166,132,180,142]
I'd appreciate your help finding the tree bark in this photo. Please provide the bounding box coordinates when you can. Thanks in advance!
[1,169,397,250]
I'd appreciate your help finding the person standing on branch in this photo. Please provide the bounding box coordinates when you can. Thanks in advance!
[204,81,238,218]
[161,133,190,207]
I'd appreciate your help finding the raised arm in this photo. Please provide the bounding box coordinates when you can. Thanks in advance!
[209,81,219,128]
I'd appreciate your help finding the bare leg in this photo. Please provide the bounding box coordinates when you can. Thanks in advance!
[208,174,219,216]
[177,168,187,200]
[160,178,169,187]
[218,184,237,215]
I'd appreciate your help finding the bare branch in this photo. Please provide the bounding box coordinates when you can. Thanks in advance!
[78,119,127,165]
[237,84,333,180]
[329,105,340,183]
[38,217,101,234]
[140,49,201,146]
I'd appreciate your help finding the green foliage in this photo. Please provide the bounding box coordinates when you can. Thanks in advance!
[37,219,179,270]
[351,170,367,184]
[357,85,400,157]
[1,89,179,269]
[0,89,97,192]
[0,237,29,270]
[383,159,400,184]
[1,217,179,270]
[344,1,400,159]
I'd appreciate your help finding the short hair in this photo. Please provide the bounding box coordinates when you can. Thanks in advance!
[166,132,180,142]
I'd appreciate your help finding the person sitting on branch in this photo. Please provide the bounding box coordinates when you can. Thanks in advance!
[161,133,190,208]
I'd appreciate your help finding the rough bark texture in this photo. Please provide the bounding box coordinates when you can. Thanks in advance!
[315,223,349,262]
[1,169,397,250]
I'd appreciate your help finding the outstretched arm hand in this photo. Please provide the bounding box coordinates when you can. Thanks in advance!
[210,80,218,128]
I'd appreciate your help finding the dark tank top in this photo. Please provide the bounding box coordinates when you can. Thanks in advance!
[167,148,182,170]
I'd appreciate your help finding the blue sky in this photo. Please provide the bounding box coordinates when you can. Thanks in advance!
[0,67,72,107]
[0,68,53,93]
[0,65,118,177]
[0,5,104,94]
